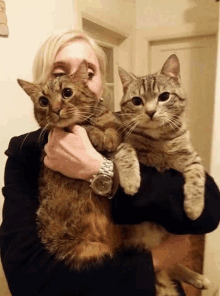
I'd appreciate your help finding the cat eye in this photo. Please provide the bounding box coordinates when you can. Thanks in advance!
[158,92,170,102]
[131,97,143,106]
[39,96,49,107]
[62,88,73,99]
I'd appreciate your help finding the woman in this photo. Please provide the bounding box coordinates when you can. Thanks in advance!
[1,30,219,296]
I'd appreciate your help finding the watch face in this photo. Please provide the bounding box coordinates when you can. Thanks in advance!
[92,175,113,196]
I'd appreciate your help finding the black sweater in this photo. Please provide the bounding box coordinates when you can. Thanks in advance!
[1,129,220,296]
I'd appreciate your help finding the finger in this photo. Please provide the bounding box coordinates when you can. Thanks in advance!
[43,154,50,168]
[50,127,67,141]
[44,143,48,154]
[48,129,54,142]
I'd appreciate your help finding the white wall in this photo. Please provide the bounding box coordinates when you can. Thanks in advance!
[0,0,75,222]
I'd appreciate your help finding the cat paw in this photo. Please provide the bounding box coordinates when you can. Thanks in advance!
[123,184,140,196]
[104,130,121,152]
[190,275,211,290]
[184,205,203,220]
[104,135,118,152]
[184,184,205,220]
[89,131,105,151]
[121,176,141,196]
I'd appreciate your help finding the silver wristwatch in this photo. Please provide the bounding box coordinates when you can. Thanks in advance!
[89,157,114,197]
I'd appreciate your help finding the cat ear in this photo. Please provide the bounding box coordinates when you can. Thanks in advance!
[17,79,40,101]
[71,60,88,83]
[118,66,135,91]
[160,54,180,79]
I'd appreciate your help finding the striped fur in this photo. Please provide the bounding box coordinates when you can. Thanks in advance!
[17,61,123,269]
[117,54,205,220]
[116,54,209,295]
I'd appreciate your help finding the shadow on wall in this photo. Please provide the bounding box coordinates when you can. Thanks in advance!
[184,0,219,27]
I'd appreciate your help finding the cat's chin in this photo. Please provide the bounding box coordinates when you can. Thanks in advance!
[139,119,162,130]
[52,118,79,128]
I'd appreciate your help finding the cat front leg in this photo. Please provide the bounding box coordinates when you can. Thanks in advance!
[168,263,210,290]
[114,143,141,195]
[183,157,205,220]
[171,151,205,220]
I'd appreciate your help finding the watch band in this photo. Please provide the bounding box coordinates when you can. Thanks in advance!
[89,157,117,198]
[89,157,114,182]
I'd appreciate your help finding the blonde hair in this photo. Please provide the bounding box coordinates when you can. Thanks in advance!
[32,30,107,86]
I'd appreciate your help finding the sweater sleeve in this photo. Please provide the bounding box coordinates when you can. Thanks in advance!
[112,163,220,234]
[0,130,155,296]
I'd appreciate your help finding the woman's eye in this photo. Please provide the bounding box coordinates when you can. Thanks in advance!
[39,96,49,107]
[62,88,73,99]
[158,92,170,102]
[88,71,95,80]
[52,72,65,78]
[131,97,143,106]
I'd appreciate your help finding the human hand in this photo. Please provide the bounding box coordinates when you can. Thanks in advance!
[44,125,104,180]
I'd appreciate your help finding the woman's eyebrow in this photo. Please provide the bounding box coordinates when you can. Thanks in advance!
[87,62,97,71]
[53,61,67,68]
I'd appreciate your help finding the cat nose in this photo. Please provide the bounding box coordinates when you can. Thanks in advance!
[146,110,156,118]
[53,108,61,115]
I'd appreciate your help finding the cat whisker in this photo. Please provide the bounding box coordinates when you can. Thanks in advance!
[38,123,51,145]
[119,119,138,135]
[162,115,185,133]
[122,116,141,137]
[20,133,31,152]
[125,121,139,138]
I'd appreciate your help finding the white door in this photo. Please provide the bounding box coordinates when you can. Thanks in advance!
[150,35,217,172]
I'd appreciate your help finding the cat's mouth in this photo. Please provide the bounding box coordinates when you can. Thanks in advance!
[139,119,162,129]
[49,109,87,128]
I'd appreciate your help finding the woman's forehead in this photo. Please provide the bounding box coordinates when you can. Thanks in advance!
[54,40,99,67]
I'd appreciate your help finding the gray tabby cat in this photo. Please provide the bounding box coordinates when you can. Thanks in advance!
[115,54,210,295]
[117,54,205,221]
